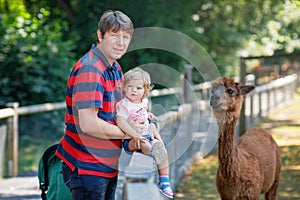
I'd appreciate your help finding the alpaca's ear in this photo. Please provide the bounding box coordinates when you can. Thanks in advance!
[240,85,255,95]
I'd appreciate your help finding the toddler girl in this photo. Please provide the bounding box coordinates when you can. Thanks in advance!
[116,67,174,199]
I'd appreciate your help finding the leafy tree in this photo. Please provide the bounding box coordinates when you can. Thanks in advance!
[1,0,299,106]
[242,0,300,56]
[1,0,299,174]
[42,0,297,78]
[0,0,76,106]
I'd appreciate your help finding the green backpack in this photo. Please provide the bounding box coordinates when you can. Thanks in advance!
[38,144,72,200]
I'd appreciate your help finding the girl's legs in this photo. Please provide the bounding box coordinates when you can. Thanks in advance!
[128,137,165,164]
[157,147,174,199]
[127,139,151,153]
[127,138,173,198]
[157,148,169,175]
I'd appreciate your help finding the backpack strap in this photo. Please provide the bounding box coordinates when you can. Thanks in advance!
[40,144,59,200]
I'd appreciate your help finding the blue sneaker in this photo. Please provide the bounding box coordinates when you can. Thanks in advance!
[158,181,174,199]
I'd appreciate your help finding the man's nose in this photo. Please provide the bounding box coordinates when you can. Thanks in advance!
[116,35,125,45]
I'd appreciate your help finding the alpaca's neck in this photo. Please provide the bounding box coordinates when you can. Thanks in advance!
[218,118,238,177]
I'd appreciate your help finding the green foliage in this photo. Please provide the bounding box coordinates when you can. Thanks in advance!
[1,0,300,104]
[0,1,76,106]
[244,0,300,56]
[1,0,299,176]
[18,110,65,174]
[49,0,298,79]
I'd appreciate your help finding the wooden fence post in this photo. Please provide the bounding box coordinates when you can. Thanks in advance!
[258,92,262,118]
[0,125,7,178]
[250,95,254,124]
[267,89,271,114]
[297,69,300,88]
[182,64,193,103]
[6,102,19,177]
[239,59,246,135]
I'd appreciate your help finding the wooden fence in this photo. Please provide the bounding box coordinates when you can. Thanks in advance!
[0,73,298,175]
[0,72,299,199]
[0,102,65,177]
[117,74,299,199]
[239,73,299,134]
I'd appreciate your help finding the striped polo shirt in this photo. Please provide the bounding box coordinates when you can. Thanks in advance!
[56,44,123,178]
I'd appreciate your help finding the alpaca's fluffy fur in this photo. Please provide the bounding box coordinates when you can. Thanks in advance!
[210,77,281,200]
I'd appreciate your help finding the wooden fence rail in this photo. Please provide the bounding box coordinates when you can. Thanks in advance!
[0,102,65,177]
[240,74,298,134]
[0,73,298,182]
[117,74,299,199]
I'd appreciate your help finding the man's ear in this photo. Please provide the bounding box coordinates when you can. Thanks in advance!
[97,30,102,43]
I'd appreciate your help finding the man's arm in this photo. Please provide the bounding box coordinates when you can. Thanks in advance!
[78,108,128,139]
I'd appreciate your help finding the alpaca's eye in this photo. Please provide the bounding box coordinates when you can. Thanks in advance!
[227,89,234,95]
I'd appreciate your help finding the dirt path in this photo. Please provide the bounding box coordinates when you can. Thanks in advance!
[0,175,40,200]
[260,93,300,146]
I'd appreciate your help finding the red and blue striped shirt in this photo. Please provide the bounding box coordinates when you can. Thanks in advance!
[56,45,123,178]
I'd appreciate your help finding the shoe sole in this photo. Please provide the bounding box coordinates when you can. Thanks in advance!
[159,189,174,199]
[151,140,165,165]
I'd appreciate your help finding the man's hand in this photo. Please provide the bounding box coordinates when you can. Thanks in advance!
[148,123,161,140]
[148,112,158,121]
[132,136,148,149]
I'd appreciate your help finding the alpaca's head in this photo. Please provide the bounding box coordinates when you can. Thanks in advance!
[210,77,255,123]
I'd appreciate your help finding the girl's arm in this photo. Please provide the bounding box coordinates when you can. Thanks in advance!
[116,115,147,149]
[116,115,142,139]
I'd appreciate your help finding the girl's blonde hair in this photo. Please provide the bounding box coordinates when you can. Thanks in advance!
[123,67,154,99]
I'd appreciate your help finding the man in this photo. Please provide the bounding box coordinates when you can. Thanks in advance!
[56,10,133,200]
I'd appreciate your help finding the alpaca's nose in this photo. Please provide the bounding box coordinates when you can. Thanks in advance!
[210,94,219,105]
[211,93,220,100]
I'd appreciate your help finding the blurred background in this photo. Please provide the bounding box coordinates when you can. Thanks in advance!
[0,0,299,177]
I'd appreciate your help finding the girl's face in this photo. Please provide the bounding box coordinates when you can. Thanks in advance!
[124,79,145,103]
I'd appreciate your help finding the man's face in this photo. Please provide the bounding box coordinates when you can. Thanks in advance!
[98,30,131,64]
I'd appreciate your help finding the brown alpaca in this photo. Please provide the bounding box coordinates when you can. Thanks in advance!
[210,77,281,200]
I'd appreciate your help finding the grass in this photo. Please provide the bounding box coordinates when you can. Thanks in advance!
[175,88,300,199]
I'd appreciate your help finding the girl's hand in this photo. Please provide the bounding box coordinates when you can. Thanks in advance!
[128,119,145,134]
